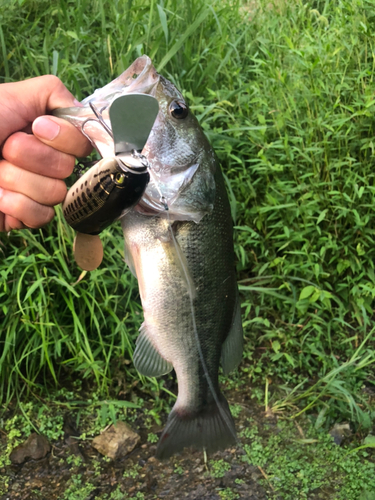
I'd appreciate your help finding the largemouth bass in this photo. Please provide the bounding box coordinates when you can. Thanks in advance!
[55,56,243,458]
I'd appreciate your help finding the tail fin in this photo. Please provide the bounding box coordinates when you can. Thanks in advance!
[156,393,237,459]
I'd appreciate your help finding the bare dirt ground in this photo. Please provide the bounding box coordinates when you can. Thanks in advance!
[1,387,271,500]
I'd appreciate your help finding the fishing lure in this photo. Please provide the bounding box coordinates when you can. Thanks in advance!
[62,153,149,235]
[60,95,159,235]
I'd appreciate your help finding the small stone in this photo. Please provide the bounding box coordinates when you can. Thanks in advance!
[25,479,44,489]
[10,433,51,464]
[92,421,140,460]
[329,422,351,445]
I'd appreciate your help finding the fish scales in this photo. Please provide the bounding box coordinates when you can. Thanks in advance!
[123,166,241,458]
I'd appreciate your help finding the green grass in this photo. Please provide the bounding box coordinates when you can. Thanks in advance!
[0,0,250,401]
[240,418,375,499]
[0,0,375,496]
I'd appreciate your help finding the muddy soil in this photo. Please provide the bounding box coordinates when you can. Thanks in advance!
[1,388,272,500]
[1,442,267,500]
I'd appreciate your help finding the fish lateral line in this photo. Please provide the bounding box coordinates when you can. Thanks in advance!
[164,209,237,444]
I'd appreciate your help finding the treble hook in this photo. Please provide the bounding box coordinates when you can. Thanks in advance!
[89,101,113,138]
[80,102,114,157]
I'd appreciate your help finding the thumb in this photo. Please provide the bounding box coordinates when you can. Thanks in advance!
[0,75,81,146]
[32,115,93,157]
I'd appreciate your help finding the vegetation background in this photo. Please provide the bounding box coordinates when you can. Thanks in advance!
[0,0,374,498]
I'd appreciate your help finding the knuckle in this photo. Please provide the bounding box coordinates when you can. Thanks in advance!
[5,216,24,231]
[55,154,75,178]
[39,206,55,226]
[40,74,63,91]
[47,179,67,205]
[26,205,54,229]
[10,193,25,216]
[40,206,55,226]
[56,123,92,157]
[2,133,24,163]
[0,163,21,189]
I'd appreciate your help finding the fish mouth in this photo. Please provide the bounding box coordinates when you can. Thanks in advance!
[82,55,160,107]
[53,56,160,159]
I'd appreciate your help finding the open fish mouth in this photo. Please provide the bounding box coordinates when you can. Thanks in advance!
[53,56,160,159]
[82,56,160,109]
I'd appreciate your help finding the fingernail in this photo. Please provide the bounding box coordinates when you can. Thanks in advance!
[73,98,84,107]
[33,117,61,141]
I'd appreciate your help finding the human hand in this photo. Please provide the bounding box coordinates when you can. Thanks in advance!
[0,76,92,232]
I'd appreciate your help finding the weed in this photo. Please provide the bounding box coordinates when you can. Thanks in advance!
[107,486,126,500]
[209,459,231,479]
[123,463,141,479]
[92,459,102,477]
[36,407,64,441]
[241,419,375,499]
[61,474,95,500]
[66,454,84,468]
[230,404,242,418]
[2,0,374,427]
[0,476,9,497]
[147,432,158,444]
[218,489,239,500]
[125,493,145,500]
[174,464,184,475]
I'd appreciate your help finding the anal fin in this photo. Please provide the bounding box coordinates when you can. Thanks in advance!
[221,292,243,375]
[133,323,173,377]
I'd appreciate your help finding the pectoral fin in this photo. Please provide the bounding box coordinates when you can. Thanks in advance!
[221,293,243,374]
[133,323,173,377]
[124,239,137,277]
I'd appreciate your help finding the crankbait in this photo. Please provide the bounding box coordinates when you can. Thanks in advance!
[58,94,159,235]
[62,153,149,235]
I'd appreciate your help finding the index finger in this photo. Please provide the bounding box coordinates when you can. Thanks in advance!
[2,132,75,179]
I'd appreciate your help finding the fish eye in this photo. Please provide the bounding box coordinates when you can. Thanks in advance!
[169,100,188,119]
[114,172,125,185]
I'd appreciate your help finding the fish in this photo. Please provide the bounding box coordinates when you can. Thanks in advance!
[55,55,243,459]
